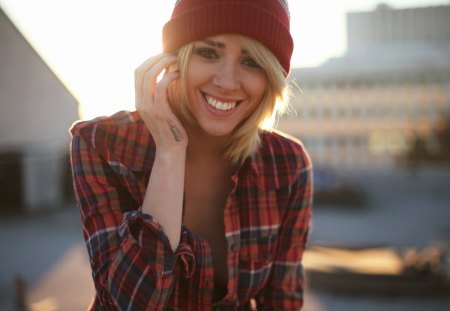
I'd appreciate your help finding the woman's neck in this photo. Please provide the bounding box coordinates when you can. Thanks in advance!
[185,124,230,162]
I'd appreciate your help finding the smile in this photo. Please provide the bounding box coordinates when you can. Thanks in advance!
[204,94,238,111]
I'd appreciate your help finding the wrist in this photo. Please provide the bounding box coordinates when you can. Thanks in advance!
[155,148,187,164]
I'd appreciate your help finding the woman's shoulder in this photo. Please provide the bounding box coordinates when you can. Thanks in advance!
[70,110,151,147]
[259,129,311,162]
[261,129,307,153]
[250,130,312,189]
[70,110,154,168]
[70,110,142,137]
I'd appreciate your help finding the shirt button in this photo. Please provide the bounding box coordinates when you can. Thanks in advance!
[229,243,239,252]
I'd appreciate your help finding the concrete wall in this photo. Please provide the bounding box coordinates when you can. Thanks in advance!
[347,4,450,49]
[0,7,79,153]
[281,4,450,172]
[0,8,80,210]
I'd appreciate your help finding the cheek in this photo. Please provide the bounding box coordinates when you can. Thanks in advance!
[249,75,268,103]
[186,59,207,84]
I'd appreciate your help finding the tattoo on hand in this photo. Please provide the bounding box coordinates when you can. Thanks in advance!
[167,118,183,141]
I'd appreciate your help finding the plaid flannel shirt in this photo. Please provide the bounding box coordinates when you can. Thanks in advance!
[70,111,313,310]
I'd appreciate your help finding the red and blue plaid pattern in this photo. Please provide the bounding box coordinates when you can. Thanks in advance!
[70,110,313,310]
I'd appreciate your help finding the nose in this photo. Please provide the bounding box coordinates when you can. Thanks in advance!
[212,60,240,91]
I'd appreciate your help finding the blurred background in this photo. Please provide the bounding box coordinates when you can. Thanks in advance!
[0,0,449,310]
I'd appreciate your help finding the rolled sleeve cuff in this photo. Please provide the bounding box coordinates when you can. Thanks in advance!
[120,211,195,278]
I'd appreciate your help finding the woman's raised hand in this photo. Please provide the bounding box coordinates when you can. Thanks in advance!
[135,53,188,151]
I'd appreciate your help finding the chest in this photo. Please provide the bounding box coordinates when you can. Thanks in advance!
[182,163,234,286]
[182,182,229,243]
[182,162,233,233]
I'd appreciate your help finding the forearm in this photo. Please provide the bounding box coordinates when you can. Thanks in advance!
[142,149,186,251]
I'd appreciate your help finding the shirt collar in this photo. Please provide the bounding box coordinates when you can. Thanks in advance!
[76,111,305,191]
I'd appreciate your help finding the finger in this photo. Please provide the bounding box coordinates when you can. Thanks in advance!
[137,53,168,72]
[137,54,177,84]
[141,70,179,110]
[153,71,180,106]
[135,54,166,96]
[135,53,175,81]
[135,54,177,104]
[141,56,177,100]
[138,56,178,106]
[142,55,178,87]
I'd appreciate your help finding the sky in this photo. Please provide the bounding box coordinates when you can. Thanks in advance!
[1,0,448,119]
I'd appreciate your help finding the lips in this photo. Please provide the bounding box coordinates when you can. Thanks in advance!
[203,93,239,111]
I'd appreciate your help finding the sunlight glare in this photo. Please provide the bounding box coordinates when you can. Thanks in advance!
[1,0,448,119]
[74,1,173,119]
[0,0,173,120]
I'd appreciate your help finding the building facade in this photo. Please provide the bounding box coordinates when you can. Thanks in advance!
[280,4,450,171]
[0,7,80,210]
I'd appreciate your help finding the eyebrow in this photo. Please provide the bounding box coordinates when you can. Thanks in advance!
[201,39,225,49]
[200,38,249,54]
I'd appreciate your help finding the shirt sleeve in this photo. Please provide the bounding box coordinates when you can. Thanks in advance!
[255,156,313,310]
[70,127,195,310]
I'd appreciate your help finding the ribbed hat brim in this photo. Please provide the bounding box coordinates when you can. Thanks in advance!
[162,2,293,75]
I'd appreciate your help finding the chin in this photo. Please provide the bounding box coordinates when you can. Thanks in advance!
[203,128,233,138]
[196,122,235,138]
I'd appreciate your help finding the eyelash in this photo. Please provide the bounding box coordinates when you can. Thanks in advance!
[242,57,261,69]
[194,47,261,69]
[195,48,217,59]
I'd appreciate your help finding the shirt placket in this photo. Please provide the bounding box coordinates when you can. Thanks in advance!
[215,173,241,308]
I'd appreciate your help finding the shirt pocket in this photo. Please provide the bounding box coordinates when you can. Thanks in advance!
[237,233,276,300]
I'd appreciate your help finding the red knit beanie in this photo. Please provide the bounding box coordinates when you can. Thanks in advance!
[162,0,293,75]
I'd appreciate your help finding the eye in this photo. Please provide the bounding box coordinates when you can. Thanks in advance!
[242,57,261,69]
[195,48,218,59]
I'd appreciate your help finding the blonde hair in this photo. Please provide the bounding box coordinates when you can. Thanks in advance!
[168,35,291,165]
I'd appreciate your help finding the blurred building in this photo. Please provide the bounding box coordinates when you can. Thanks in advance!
[281,3,450,171]
[0,7,80,211]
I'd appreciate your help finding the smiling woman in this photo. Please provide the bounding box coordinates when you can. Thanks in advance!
[69,0,313,310]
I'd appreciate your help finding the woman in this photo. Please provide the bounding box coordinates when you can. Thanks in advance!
[70,0,313,310]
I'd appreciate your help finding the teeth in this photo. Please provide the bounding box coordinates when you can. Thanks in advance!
[205,95,237,111]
